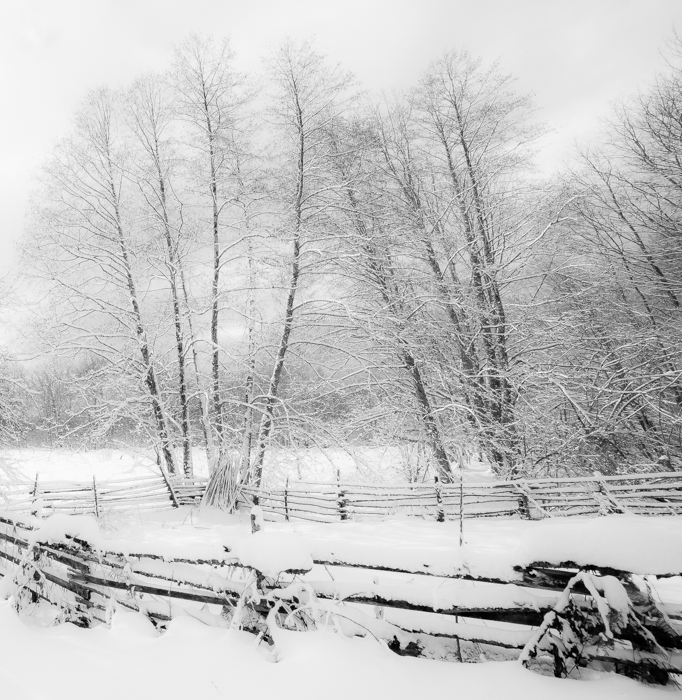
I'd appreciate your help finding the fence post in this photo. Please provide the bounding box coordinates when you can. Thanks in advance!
[284,476,290,522]
[517,488,531,519]
[459,474,464,546]
[92,476,100,519]
[594,471,630,514]
[589,471,614,516]
[251,504,263,533]
[31,472,40,519]
[160,469,180,508]
[336,468,349,521]
[515,482,553,519]
[434,475,445,522]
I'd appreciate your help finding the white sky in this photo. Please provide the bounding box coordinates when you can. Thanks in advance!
[1,0,681,274]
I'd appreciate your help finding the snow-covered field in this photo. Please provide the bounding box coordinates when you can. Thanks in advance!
[0,445,494,485]
[1,511,681,698]
[0,448,680,698]
[0,599,668,700]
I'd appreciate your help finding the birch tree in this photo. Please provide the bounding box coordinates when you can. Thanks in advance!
[173,35,246,464]
[248,41,354,485]
[125,75,195,475]
[26,89,179,473]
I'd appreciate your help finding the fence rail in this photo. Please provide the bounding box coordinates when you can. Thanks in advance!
[0,509,678,684]
[0,473,207,517]
[2,470,682,522]
[242,471,682,522]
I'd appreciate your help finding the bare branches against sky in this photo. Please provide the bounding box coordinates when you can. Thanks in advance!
[1,0,681,272]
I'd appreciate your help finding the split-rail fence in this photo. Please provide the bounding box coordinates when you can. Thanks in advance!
[0,509,679,684]
[241,471,682,522]
[0,473,206,517]
[2,470,682,522]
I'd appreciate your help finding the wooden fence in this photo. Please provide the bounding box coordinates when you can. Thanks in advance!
[1,470,682,522]
[241,471,682,522]
[0,509,679,684]
[0,473,207,517]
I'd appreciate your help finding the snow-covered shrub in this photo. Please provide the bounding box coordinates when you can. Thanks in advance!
[520,571,679,685]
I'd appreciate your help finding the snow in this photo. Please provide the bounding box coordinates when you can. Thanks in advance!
[0,600,670,700]
[513,515,682,574]
[16,509,680,581]
[178,515,682,580]
[1,448,681,697]
[1,445,494,487]
[27,512,104,550]
[2,447,171,482]
[294,515,682,578]
[231,531,313,576]
[7,507,679,648]
[591,576,631,623]
[310,578,559,613]
[653,577,682,604]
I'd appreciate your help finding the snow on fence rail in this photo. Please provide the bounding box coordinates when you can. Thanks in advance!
[0,510,679,684]
[241,471,682,522]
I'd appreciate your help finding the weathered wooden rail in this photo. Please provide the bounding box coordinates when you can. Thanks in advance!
[242,471,682,522]
[0,509,679,684]
[2,470,682,523]
[0,473,207,517]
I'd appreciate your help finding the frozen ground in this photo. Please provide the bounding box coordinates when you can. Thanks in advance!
[0,445,494,486]
[1,509,681,699]
[0,450,680,698]
[0,599,669,700]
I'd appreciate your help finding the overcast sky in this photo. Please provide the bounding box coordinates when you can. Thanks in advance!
[1,0,681,275]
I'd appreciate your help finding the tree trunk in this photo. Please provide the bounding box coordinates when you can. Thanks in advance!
[108,177,177,475]
[251,89,305,486]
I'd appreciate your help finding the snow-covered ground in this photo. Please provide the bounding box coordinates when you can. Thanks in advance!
[1,449,680,698]
[0,445,494,485]
[0,510,680,698]
[1,447,170,481]
[0,599,668,700]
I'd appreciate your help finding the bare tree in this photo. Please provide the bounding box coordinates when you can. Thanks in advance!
[320,116,455,481]
[408,52,541,475]
[26,89,179,473]
[19,33,682,483]
[248,41,354,486]
[173,35,247,465]
[125,74,195,475]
